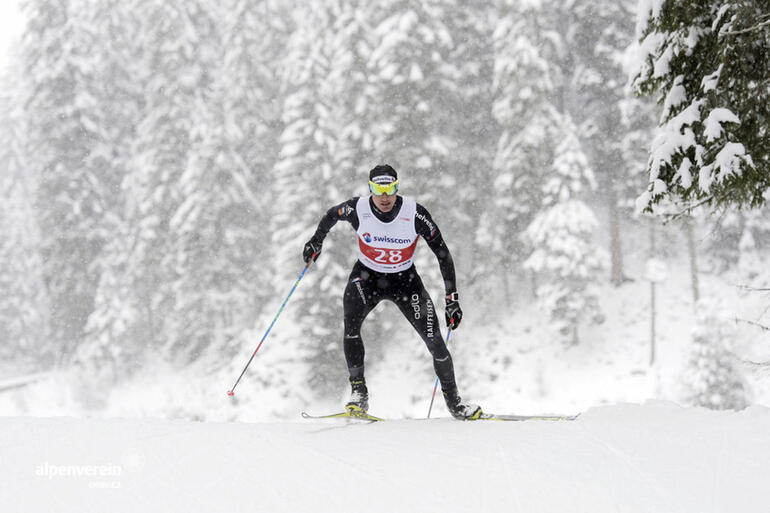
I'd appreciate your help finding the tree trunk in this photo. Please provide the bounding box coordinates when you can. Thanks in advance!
[683,215,700,304]
[501,263,511,304]
[608,180,625,286]
[650,279,656,365]
[649,220,656,366]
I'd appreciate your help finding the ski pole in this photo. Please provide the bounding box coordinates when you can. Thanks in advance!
[227,255,316,397]
[426,330,452,418]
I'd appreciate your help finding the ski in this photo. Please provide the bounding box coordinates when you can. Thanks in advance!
[301,410,384,422]
[479,413,580,422]
[301,410,579,422]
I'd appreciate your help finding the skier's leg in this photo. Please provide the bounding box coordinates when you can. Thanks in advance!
[342,264,377,380]
[392,272,457,392]
[342,264,379,411]
[393,270,482,419]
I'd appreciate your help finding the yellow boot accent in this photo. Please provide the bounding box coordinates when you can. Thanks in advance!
[346,404,364,413]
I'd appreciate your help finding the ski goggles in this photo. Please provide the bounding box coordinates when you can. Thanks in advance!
[369,179,399,196]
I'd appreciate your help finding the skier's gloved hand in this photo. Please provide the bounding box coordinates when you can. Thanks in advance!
[303,239,322,263]
[445,292,462,330]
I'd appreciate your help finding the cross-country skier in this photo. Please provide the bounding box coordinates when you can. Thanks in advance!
[302,164,482,420]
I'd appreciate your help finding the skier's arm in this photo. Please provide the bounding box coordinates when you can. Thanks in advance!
[416,204,462,329]
[303,198,359,262]
[415,204,457,295]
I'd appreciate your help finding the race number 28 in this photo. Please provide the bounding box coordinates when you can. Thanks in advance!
[374,249,403,263]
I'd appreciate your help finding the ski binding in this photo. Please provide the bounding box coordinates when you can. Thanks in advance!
[301,406,384,422]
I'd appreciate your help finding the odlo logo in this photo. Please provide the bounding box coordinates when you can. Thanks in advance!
[411,294,421,319]
[363,232,372,243]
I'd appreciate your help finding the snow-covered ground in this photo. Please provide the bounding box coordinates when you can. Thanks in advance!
[2,260,769,512]
[2,402,769,513]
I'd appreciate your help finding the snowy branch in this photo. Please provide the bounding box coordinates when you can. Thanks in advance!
[732,285,770,293]
[660,196,715,223]
[740,359,770,368]
[721,19,770,36]
[733,317,770,332]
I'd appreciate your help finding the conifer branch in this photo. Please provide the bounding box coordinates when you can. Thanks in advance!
[740,359,770,367]
[734,317,770,332]
[733,285,770,293]
[722,19,770,36]
[662,196,714,222]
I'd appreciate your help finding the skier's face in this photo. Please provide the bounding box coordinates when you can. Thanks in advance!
[371,192,396,212]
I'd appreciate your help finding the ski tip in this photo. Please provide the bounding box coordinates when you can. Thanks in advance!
[479,412,580,422]
[226,390,235,397]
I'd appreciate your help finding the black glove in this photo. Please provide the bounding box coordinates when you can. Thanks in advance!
[303,239,322,263]
[445,293,462,330]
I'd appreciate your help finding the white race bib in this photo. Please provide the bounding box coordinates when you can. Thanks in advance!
[356,196,419,273]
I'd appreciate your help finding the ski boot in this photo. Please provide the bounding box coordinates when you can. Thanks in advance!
[443,388,482,420]
[345,377,369,414]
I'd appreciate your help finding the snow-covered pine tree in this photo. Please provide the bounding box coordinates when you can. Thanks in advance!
[271,0,367,400]
[363,0,457,199]
[489,0,608,344]
[113,0,215,365]
[634,0,770,212]
[167,84,252,363]
[221,0,288,170]
[684,297,749,410]
[213,0,292,364]
[486,0,562,301]
[570,0,646,285]
[72,0,148,383]
[160,1,289,367]
[18,0,118,361]
[76,0,295,408]
[434,0,497,293]
[160,0,288,366]
[0,82,51,367]
[524,119,607,345]
[325,0,375,177]
[76,0,145,180]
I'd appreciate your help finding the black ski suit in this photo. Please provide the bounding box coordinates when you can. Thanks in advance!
[309,195,460,392]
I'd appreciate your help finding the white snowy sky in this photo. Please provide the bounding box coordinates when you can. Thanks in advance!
[0,0,23,68]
